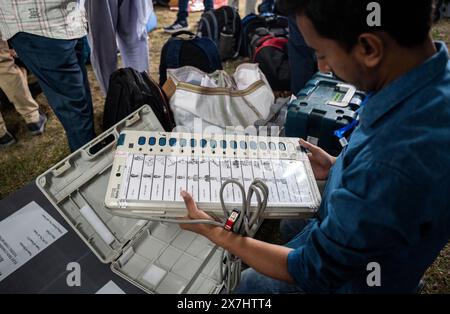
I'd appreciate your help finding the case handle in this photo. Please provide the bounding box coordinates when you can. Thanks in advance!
[327,83,357,108]
[82,132,117,160]
[52,160,72,177]
[125,111,141,127]
[81,109,143,160]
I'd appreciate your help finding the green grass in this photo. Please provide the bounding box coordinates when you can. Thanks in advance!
[0,6,449,293]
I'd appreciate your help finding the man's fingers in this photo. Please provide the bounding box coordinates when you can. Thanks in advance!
[177,215,191,221]
[181,190,199,215]
[299,138,319,152]
[178,215,191,230]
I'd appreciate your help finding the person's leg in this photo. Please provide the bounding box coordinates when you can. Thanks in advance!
[233,268,303,294]
[75,38,93,118]
[0,40,40,125]
[287,15,317,95]
[116,0,150,74]
[434,0,444,22]
[10,32,95,151]
[0,111,7,137]
[177,0,190,22]
[203,0,214,11]
[86,0,119,96]
[164,0,189,33]
[245,0,257,15]
[0,110,16,148]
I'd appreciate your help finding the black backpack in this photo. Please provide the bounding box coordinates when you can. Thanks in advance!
[103,68,175,131]
[159,31,222,86]
[241,13,289,58]
[197,6,242,61]
[253,34,290,92]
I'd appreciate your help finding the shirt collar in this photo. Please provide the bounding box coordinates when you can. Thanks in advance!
[359,41,449,127]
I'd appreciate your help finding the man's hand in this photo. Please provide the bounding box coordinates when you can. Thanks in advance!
[299,139,336,180]
[179,192,295,284]
[179,190,220,237]
[9,49,17,58]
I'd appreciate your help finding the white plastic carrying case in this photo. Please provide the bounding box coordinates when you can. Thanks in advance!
[36,106,224,294]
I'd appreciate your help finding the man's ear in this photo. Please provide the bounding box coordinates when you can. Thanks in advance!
[353,33,384,68]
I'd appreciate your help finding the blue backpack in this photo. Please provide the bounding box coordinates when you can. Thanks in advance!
[159,31,222,86]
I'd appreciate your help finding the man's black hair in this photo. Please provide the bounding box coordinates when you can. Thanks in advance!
[278,0,434,50]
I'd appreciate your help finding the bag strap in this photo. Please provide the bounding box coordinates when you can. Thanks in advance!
[141,71,175,130]
[230,7,237,34]
[205,10,219,44]
[202,15,214,42]
[232,7,242,57]
[222,8,228,32]
[171,30,196,38]
[165,38,183,70]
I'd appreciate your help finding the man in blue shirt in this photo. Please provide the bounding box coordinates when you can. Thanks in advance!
[178,0,450,293]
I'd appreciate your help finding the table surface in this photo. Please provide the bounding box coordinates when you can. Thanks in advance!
[0,182,144,294]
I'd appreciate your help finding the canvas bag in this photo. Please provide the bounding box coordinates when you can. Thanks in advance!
[164,63,274,131]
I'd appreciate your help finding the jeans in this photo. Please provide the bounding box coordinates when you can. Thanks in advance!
[287,15,317,94]
[10,32,95,151]
[177,0,214,22]
[234,267,304,294]
[233,219,309,294]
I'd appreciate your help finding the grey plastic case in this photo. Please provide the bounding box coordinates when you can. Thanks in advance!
[36,105,223,294]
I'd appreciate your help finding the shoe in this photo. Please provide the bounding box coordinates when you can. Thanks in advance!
[416,278,426,294]
[0,131,16,149]
[163,20,189,34]
[26,111,47,136]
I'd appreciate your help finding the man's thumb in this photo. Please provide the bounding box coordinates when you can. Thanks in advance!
[181,190,198,215]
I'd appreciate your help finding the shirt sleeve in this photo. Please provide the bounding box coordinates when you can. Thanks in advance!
[287,160,422,293]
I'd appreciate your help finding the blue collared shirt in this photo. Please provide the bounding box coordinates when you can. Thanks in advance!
[287,42,450,293]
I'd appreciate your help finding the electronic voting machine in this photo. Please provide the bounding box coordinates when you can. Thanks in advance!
[105,131,321,219]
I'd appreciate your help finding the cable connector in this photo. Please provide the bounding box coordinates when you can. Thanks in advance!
[224,209,240,232]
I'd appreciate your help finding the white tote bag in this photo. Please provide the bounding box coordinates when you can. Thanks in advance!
[165,63,274,131]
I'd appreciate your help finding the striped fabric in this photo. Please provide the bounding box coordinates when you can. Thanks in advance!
[0,0,87,40]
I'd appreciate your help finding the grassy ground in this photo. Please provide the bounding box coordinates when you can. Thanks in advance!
[0,4,449,293]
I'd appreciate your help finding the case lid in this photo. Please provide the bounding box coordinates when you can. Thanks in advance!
[36,106,164,263]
